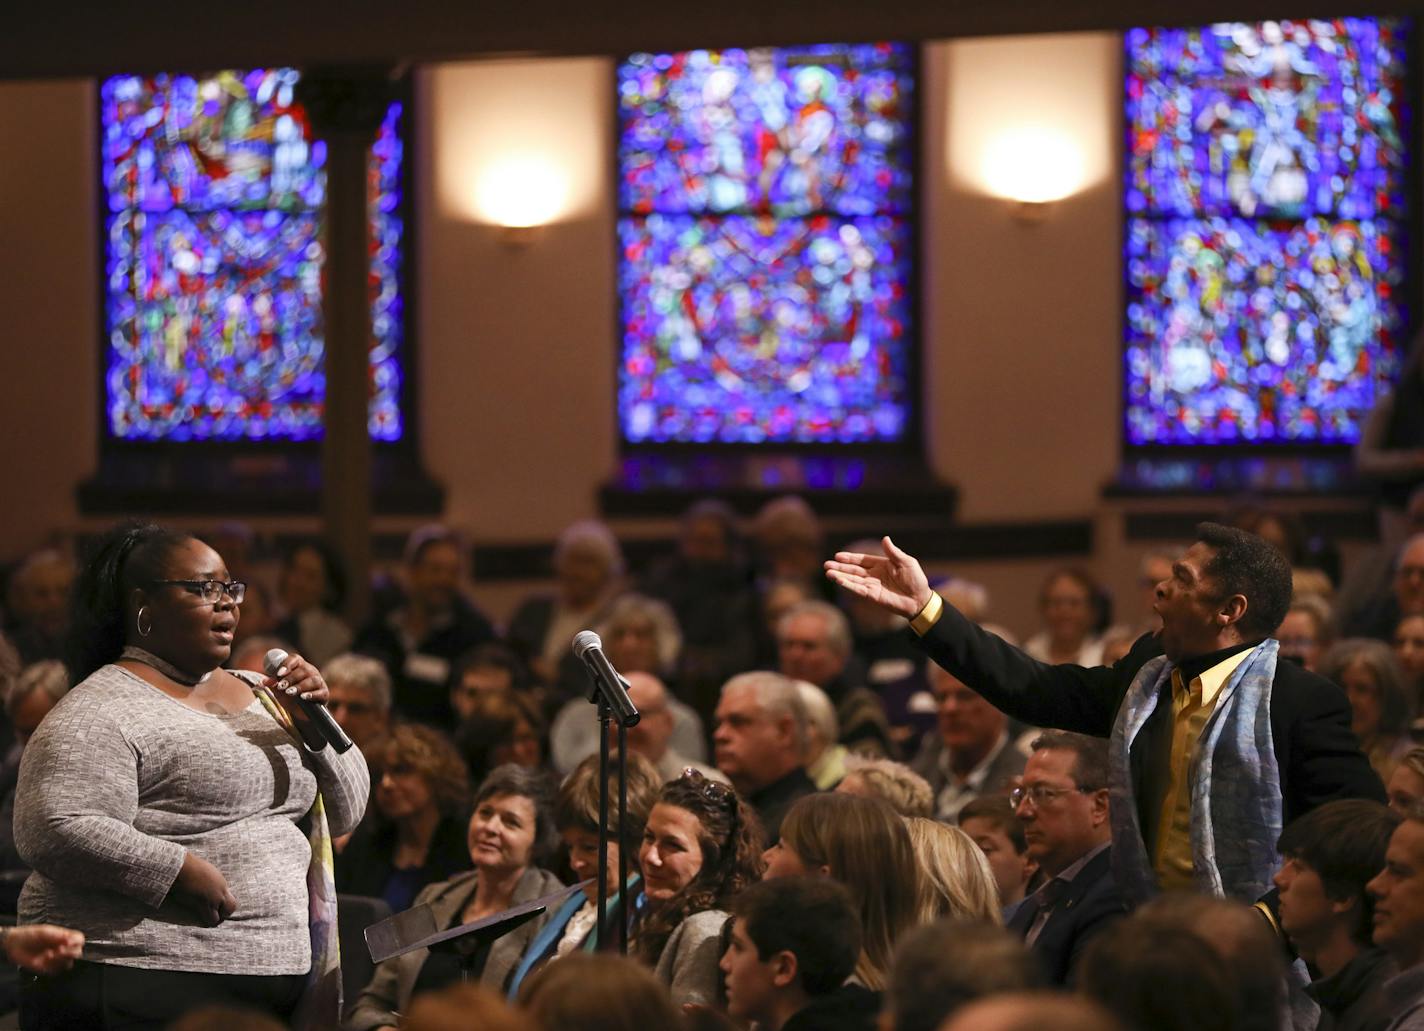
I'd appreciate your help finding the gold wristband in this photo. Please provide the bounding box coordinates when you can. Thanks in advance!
[909,591,944,636]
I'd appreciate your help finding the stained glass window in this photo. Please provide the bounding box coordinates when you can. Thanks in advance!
[617,44,915,444]
[102,69,405,442]
[1124,19,1410,445]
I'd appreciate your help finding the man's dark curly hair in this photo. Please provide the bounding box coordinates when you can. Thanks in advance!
[1195,521,1293,641]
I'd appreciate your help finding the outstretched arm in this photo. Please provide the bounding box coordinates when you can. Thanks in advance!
[828,536,1147,736]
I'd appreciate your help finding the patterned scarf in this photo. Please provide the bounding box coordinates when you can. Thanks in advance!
[1108,639,1283,906]
[252,684,343,1030]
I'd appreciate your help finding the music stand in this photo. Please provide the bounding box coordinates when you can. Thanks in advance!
[365,881,589,981]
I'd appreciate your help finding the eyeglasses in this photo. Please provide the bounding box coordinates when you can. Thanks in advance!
[1009,784,1097,809]
[680,767,733,806]
[151,579,247,605]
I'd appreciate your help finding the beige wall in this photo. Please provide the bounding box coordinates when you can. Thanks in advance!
[0,37,1145,635]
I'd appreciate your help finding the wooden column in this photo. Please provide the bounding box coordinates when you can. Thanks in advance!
[298,68,395,627]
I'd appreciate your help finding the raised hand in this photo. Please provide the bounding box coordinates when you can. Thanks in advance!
[823,535,933,619]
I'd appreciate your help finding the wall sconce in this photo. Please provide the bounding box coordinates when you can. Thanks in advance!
[473,154,569,244]
[979,126,1088,222]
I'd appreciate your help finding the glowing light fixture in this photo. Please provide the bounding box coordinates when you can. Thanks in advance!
[979,125,1087,220]
[473,154,569,243]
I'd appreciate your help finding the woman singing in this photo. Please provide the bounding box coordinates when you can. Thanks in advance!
[14,522,370,1030]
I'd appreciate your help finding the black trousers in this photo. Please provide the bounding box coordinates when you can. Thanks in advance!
[19,960,304,1030]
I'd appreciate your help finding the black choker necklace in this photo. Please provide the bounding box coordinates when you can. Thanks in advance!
[121,646,212,687]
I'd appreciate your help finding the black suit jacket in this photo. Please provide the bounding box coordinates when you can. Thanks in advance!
[916,605,1384,856]
[1007,846,1126,986]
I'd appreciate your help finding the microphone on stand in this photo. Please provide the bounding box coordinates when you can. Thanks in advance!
[571,631,640,728]
[263,648,355,753]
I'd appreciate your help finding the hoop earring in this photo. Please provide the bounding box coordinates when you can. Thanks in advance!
[136,606,153,639]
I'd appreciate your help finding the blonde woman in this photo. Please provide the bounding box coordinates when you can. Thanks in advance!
[905,817,1001,925]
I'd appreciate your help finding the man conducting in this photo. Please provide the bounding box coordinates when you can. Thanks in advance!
[826,523,1383,904]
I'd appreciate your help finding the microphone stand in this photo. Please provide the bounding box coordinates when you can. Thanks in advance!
[580,656,639,955]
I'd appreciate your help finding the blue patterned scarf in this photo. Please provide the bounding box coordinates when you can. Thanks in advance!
[1108,639,1283,906]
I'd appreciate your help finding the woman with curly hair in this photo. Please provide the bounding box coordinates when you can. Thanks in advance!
[633,769,764,1007]
[762,792,918,990]
[337,723,473,914]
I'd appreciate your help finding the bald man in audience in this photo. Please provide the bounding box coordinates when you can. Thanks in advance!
[713,671,816,842]
[623,671,722,783]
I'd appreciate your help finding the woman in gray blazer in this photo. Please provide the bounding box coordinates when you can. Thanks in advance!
[345,765,563,1030]
[633,769,764,1007]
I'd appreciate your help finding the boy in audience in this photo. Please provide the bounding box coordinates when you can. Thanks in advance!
[958,794,1037,912]
[1273,799,1400,1030]
[720,877,875,1031]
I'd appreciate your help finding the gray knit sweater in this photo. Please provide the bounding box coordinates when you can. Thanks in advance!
[14,664,369,975]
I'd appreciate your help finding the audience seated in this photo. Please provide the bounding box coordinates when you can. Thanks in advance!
[905,817,1001,925]
[1024,567,1107,666]
[522,953,684,1031]
[1279,594,1334,672]
[640,499,761,723]
[721,876,874,1031]
[337,724,473,913]
[507,752,661,996]
[346,765,562,1029]
[0,660,69,874]
[507,519,626,691]
[618,671,722,783]
[776,600,891,757]
[1391,749,1424,816]
[794,680,849,789]
[911,664,1027,823]
[766,792,917,990]
[1321,638,1414,784]
[751,496,826,593]
[355,525,496,727]
[323,653,394,777]
[712,671,817,843]
[1367,802,1424,1030]
[835,755,933,818]
[273,540,353,667]
[882,920,1045,1031]
[1399,612,1424,688]
[454,689,547,788]
[1006,731,1124,986]
[2,548,73,663]
[1136,894,1288,1031]
[451,641,540,723]
[837,538,933,752]
[1340,532,1424,642]
[633,769,764,1007]
[1273,798,1401,1030]
[402,983,535,1031]
[1079,911,1241,1031]
[549,593,706,774]
[958,794,1038,912]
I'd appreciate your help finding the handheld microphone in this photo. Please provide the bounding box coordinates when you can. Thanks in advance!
[263,648,355,754]
[571,631,640,728]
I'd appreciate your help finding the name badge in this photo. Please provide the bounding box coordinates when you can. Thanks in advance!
[404,652,450,685]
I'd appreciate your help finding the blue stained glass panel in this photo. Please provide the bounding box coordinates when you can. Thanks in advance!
[1125,216,1403,444]
[617,43,915,445]
[1124,18,1411,446]
[102,69,405,441]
